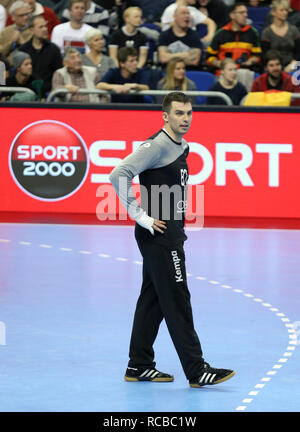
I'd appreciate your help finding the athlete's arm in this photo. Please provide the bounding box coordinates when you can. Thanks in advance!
[109,141,167,235]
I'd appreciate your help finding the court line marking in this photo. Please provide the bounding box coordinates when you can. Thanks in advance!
[0,238,298,412]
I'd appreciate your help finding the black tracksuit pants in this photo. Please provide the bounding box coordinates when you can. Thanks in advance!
[128,235,204,380]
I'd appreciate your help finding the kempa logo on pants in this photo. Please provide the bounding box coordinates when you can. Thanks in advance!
[9,120,89,201]
[171,250,183,283]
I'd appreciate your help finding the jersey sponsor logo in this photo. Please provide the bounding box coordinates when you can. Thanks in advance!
[171,250,184,283]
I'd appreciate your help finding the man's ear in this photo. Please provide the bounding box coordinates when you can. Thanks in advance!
[163,111,168,122]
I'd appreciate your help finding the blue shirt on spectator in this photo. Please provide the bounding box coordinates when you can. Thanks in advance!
[100,67,148,102]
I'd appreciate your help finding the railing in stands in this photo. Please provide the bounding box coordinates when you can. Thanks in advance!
[45,88,233,105]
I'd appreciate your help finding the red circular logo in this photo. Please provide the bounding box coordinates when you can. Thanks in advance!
[9,120,89,201]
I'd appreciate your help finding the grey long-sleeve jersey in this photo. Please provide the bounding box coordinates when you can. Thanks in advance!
[109,128,189,246]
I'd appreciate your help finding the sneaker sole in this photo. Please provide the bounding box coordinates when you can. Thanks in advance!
[124,376,174,382]
[189,371,235,388]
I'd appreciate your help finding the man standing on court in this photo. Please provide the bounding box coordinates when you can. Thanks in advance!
[109,92,235,388]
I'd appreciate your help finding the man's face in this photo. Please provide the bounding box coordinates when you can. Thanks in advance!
[125,10,142,28]
[174,7,191,29]
[32,17,48,40]
[266,58,282,79]
[70,1,86,22]
[12,6,30,28]
[121,55,138,75]
[23,0,36,13]
[19,58,32,76]
[65,51,83,73]
[164,101,193,136]
[231,5,248,27]
[222,62,237,82]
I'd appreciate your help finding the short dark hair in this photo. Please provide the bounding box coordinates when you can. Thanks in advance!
[264,49,283,66]
[162,91,192,113]
[69,0,86,10]
[118,46,137,64]
[229,2,246,14]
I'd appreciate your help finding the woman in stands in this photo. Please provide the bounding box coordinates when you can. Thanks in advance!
[261,0,300,72]
[156,57,197,103]
[207,57,247,105]
[82,28,116,79]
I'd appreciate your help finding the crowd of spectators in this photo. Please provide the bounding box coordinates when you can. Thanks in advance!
[0,0,300,105]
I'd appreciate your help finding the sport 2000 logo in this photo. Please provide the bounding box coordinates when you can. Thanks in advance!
[9,120,89,201]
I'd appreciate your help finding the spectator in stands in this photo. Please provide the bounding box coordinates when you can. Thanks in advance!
[0,1,31,64]
[97,45,149,102]
[206,3,261,74]
[51,46,101,101]
[19,15,62,96]
[6,0,61,38]
[82,27,116,78]
[51,0,93,54]
[61,0,110,42]
[108,6,148,68]
[196,0,230,28]
[262,1,300,31]
[0,3,6,32]
[207,57,247,104]
[158,6,203,68]
[107,0,141,32]
[161,0,216,45]
[261,0,300,72]
[156,56,197,103]
[5,51,38,100]
[251,49,300,104]
[0,52,10,86]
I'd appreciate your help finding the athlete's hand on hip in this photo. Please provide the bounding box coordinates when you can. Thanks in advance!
[152,219,167,234]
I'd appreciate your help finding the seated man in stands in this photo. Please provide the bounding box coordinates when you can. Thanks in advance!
[97,46,149,103]
[207,58,247,105]
[61,0,110,43]
[108,6,149,69]
[206,2,261,75]
[6,0,61,38]
[0,1,31,65]
[161,0,216,45]
[158,6,203,68]
[51,47,101,102]
[51,0,93,55]
[19,15,62,97]
[5,51,38,100]
[251,49,300,105]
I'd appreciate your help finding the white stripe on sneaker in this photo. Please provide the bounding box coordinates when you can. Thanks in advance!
[199,372,207,383]
[146,370,155,378]
[140,369,150,377]
[151,371,159,378]
[210,374,216,383]
[205,373,211,383]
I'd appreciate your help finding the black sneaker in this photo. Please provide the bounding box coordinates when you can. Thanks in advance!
[189,362,235,388]
[124,367,174,382]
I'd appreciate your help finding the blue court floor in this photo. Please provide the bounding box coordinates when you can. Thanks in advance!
[0,223,299,412]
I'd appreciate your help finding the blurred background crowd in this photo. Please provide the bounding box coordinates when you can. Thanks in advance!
[1,0,300,105]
